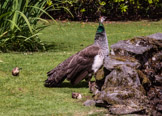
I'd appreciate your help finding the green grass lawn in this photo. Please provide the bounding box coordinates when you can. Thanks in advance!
[0,20,162,116]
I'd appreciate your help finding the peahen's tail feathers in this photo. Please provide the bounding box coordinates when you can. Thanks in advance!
[44,76,66,87]
[44,69,67,87]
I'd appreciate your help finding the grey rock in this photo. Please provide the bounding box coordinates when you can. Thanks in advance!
[110,36,162,66]
[155,75,162,84]
[143,51,162,85]
[109,104,145,115]
[111,37,153,55]
[83,100,96,106]
[94,65,148,115]
[104,55,140,70]
[156,104,162,111]
[147,33,162,40]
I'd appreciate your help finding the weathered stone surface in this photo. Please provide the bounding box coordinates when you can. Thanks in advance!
[147,33,162,41]
[147,86,162,116]
[110,36,162,67]
[102,65,142,90]
[83,100,96,106]
[155,75,162,84]
[104,55,140,70]
[143,51,162,86]
[109,104,146,115]
[111,37,153,55]
[93,65,148,114]
[156,104,162,111]
[147,33,162,49]
[88,81,101,95]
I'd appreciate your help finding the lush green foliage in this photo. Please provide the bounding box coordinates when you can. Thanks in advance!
[0,20,162,115]
[0,0,53,52]
[47,0,161,20]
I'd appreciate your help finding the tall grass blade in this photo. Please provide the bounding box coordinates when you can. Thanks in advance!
[0,31,8,38]
[63,7,74,18]
[0,12,11,20]
[16,11,33,34]
[24,33,42,41]
[7,19,21,31]
[10,0,18,30]
[28,6,56,23]
[34,17,49,23]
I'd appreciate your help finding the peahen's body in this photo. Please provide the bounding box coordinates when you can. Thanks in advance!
[44,17,109,87]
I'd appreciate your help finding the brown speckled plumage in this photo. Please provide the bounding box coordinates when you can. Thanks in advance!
[44,17,109,87]
[45,45,100,87]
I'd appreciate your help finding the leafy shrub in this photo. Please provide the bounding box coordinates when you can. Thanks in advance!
[0,0,53,52]
[47,0,161,21]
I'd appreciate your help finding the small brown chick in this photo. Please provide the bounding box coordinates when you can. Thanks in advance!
[12,67,22,76]
[72,92,82,99]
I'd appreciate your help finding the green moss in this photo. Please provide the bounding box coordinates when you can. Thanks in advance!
[110,55,137,62]
[96,67,104,80]
[137,70,151,85]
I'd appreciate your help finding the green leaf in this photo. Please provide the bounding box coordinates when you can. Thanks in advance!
[11,0,22,30]
[0,12,11,20]
[16,11,33,34]
[80,8,86,13]
[0,31,8,38]
[63,7,74,18]
[148,0,153,4]
[7,19,21,31]
[24,33,42,41]
[99,1,106,6]
[120,4,128,13]
[47,0,53,6]
[27,6,56,23]
[33,17,49,24]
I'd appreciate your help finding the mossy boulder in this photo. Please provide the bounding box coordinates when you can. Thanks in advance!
[94,65,148,115]
[89,33,162,115]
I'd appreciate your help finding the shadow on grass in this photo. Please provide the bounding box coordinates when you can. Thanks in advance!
[61,81,89,88]
[45,42,74,52]
[44,41,85,52]
[45,81,89,88]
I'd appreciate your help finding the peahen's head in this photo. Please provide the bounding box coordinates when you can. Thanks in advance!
[97,16,107,33]
[99,16,107,23]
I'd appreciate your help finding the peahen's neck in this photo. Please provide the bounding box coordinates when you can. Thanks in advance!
[94,22,109,57]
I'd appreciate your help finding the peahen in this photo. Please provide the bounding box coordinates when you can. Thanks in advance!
[44,17,109,87]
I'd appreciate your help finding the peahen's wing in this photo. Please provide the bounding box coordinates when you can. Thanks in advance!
[45,45,100,87]
[66,45,100,84]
